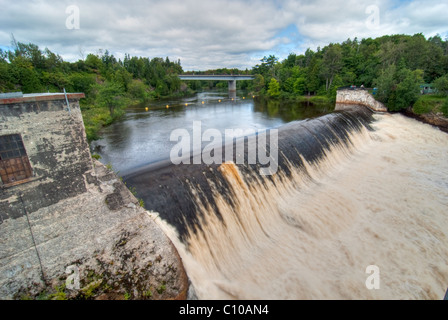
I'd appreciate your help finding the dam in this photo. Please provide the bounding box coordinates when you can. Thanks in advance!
[116,91,448,300]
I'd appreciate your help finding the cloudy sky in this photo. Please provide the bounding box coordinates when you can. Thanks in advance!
[1,0,447,70]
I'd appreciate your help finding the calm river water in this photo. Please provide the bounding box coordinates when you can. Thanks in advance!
[91,90,334,175]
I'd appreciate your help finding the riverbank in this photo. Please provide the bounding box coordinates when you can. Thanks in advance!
[403,108,448,133]
[252,93,332,104]
[82,90,195,143]
[403,95,448,133]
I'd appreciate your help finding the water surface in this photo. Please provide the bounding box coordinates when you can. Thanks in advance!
[92,91,333,174]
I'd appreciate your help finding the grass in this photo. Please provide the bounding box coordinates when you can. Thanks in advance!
[413,95,448,116]
[81,104,125,142]
[258,92,332,104]
[157,283,166,295]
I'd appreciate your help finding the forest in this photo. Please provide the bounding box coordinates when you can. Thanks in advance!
[244,34,448,113]
[1,33,448,141]
[0,38,190,141]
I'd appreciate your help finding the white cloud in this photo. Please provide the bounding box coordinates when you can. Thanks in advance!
[0,0,447,70]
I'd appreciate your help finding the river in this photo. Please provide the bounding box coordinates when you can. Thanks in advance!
[91,90,334,175]
[94,90,448,300]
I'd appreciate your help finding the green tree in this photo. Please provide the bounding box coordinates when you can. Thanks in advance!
[376,64,423,111]
[320,44,342,91]
[69,72,96,95]
[253,74,265,93]
[9,56,43,93]
[434,74,448,96]
[306,56,322,95]
[127,79,149,101]
[374,64,397,104]
[391,69,423,111]
[267,78,280,98]
[85,54,103,71]
[96,81,126,116]
[327,74,344,101]
[293,77,307,95]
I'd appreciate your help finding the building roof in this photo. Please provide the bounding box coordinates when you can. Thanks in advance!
[0,92,85,105]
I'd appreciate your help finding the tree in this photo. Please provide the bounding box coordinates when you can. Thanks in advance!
[375,64,423,111]
[374,64,396,104]
[9,56,43,93]
[128,79,149,100]
[306,56,322,95]
[69,72,96,95]
[85,54,102,71]
[267,78,280,98]
[320,44,342,91]
[96,81,126,116]
[253,74,265,93]
[434,74,448,96]
[391,69,423,111]
[293,77,306,95]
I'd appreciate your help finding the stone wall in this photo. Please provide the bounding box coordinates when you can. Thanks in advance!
[0,94,189,299]
[336,89,388,112]
[0,94,94,221]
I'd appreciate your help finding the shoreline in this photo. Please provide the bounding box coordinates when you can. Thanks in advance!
[402,108,448,133]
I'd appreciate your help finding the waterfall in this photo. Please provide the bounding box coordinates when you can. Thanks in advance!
[124,106,448,300]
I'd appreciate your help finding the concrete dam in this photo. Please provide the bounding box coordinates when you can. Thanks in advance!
[2,88,447,300]
[123,101,448,300]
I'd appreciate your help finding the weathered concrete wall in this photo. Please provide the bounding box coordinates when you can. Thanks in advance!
[336,89,388,113]
[0,94,189,299]
[0,159,189,299]
[0,94,94,221]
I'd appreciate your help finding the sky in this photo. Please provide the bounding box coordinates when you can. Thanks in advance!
[0,0,447,71]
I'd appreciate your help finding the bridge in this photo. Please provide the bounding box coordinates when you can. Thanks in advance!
[178,75,254,93]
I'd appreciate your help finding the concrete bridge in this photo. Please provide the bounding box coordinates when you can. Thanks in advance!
[179,75,254,93]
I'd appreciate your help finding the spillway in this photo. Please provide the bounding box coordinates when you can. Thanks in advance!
[123,106,448,300]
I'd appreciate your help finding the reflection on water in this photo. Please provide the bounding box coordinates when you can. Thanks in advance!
[255,98,334,123]
[92,90,334,174]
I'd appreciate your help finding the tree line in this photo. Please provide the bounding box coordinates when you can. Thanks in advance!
[2,33,448,140]
[0,38,191,141]
[249,33,448,112]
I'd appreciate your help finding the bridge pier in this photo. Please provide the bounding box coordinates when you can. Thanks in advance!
[228,80,236,93]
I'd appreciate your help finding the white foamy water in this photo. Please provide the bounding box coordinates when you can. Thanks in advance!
[151,112,448,300]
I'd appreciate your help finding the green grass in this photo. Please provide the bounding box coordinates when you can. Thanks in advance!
[413,95,447,116]
[81,104,125,142]
[442,98,448,117]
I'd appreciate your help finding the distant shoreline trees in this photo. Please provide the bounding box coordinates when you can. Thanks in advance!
[248,33,448,111]
[0,39,194,141]
[2,33,448,138]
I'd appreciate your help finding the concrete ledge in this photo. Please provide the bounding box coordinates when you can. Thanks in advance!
[0,93,85,105]
[336,89,387,113]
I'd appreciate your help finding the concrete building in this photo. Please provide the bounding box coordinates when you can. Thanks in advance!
[0,92,92,219]
[0,92,189,300]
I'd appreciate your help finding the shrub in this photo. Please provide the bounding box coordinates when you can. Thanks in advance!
[442,98,448,117]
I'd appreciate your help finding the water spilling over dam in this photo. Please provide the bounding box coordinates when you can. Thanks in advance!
[123,105,448,300]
